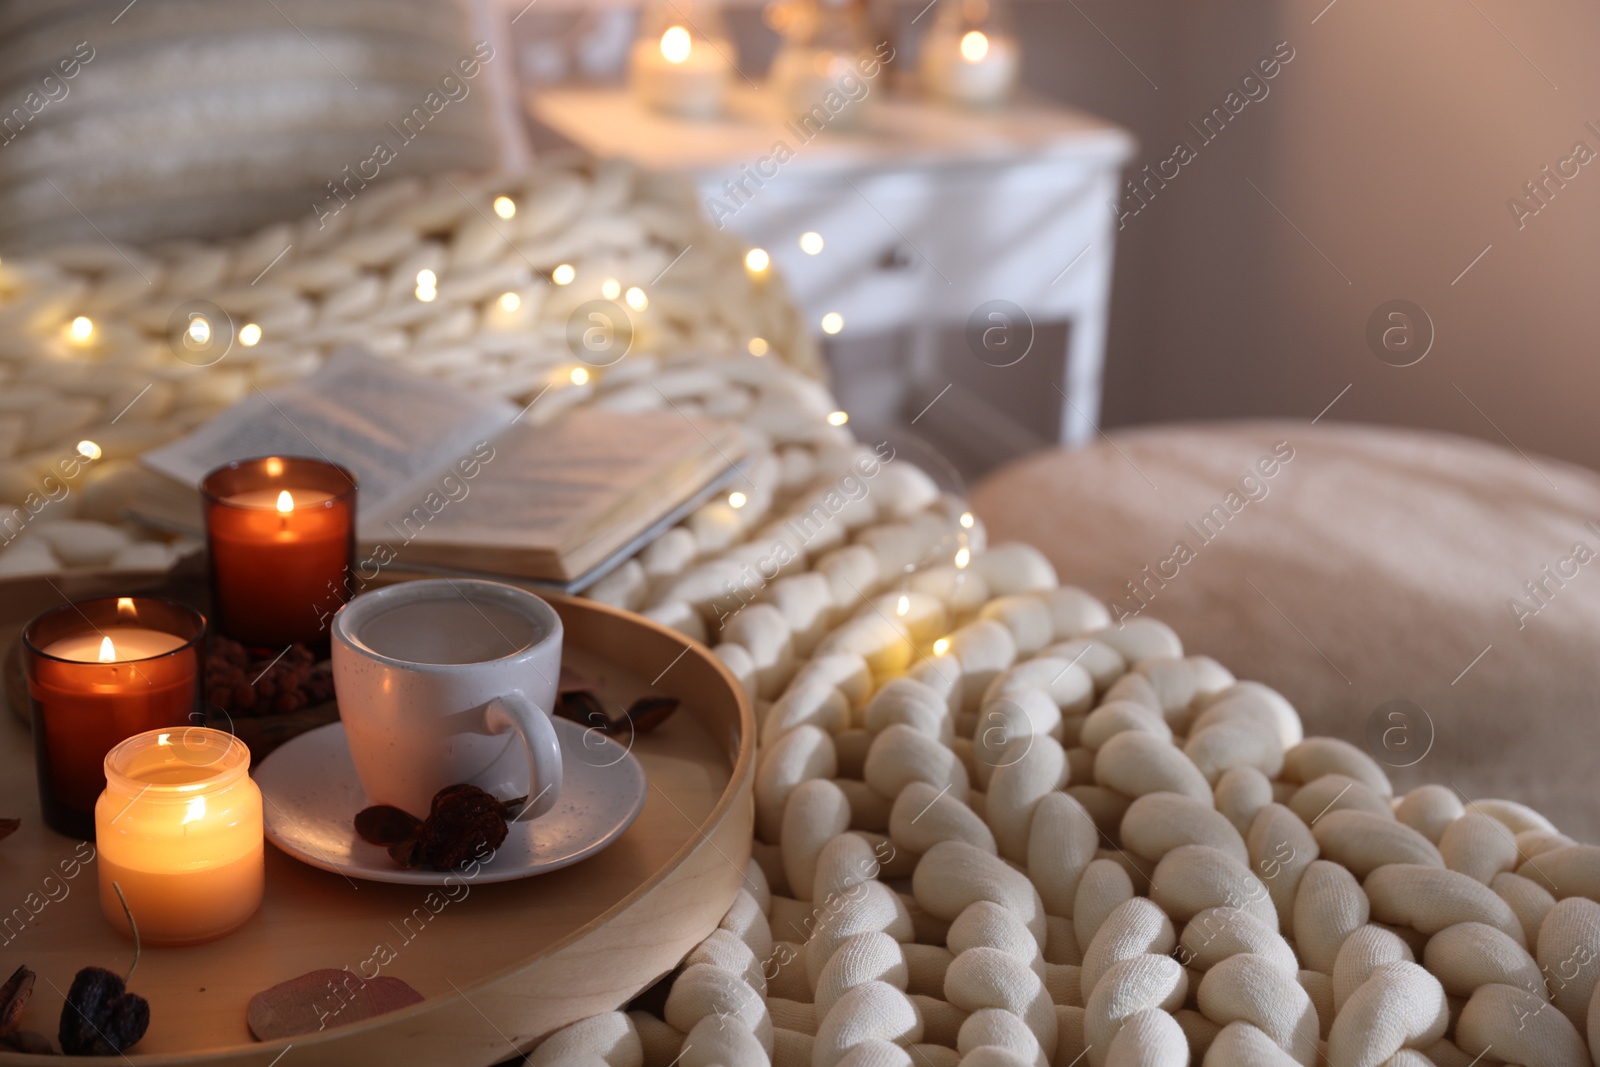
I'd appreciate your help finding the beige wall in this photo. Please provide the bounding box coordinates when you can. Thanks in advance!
[1018,0,1600,472]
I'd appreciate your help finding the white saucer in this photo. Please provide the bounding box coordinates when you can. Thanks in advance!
[255,718,647,885]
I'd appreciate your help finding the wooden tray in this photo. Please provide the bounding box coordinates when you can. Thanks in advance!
[0,571,754,1066]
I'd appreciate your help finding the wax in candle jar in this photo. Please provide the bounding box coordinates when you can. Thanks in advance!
[629,30,732,118]
[202,458,356,649]
[25,598,205,839]
[96,728,263,945]
[42,628,187,663]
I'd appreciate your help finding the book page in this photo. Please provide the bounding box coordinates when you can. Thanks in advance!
[392,409,729,550]
[141,349,517,524]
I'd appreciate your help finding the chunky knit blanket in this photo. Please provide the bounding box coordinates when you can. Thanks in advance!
[2,164,1596,1067]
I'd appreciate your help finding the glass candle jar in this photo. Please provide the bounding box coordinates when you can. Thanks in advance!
[25,597,205,840]
[202,456,356,650]
[769,0,877,133]
[628,0,737,119]
[919,0,1020,106]
[96,728,264,945]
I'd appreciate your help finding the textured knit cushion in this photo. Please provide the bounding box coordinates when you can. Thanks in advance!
[972,421,1600,840]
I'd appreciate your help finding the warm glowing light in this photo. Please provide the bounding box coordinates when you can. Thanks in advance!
[276,490,294,514]
[415,268,438,302]
[187,316,211,345]
[499,292,522,312]
[76,440,102,461]
[660,25,693,64]
[239,323,262,346]
[553,263,576,285]
[960,30,990,62]
[799,231,824,255]
[821,312,844,335]
[117,598,136,620]
[493,196,517,219]
[745,248,770,273]
[98,637,115,663]
[625,286,648,311]
[157,733,171,746]
[933,637,951,656]
[182,795,207,826]
[68,315,94,342]
[955,546,971,569]
[570,367,590,385]
[747,337,769,356]
[265,457,284,477]
[827,410,848,426]
[896,595,910,617]
[960,511,975,529]
[601,278,622,300]
[728,491,747,508]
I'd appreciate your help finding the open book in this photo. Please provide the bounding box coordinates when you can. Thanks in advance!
[131,351,746,590]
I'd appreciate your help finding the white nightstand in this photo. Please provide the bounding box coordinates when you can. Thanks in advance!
[529,86,1134,445]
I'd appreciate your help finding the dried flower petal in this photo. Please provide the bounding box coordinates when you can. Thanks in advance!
[353,805,422,846]
[626,696,680,734]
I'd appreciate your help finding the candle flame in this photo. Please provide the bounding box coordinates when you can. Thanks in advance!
[117,597,137,620]
[960,30,990,63]
[896,595,910,617]
[182,795,207,825]
[98,636,116,662]
[276,490,295,514]
[660,25,692,64]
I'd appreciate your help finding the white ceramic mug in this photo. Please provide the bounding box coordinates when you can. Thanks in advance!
[331,579,563,820]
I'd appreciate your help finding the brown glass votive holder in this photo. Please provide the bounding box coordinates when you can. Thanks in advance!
[24,596,206,840]
[201,456,357,651]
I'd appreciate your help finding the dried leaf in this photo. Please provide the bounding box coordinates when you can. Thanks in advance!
[387,838,421,869]
[353,805,422,846]
[247,969,424,1041]
[0,819,19,843]
[556,689,611,729]
[0,965,34,1037]
[0,1030,52,1054]
[626,696,680,734]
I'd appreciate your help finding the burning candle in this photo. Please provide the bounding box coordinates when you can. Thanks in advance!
[628,3,734,119]
[202,456,356,650]
[96,727,264,945]
[919,1,1021,107]
[24,597,205,839]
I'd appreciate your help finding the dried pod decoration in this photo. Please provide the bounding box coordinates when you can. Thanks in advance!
[58,884,150,1056]
[0,818,18,843]
[555,691,680,736]
[354,785,526,871]
[205,636,334,716]
[0,965,36,1044]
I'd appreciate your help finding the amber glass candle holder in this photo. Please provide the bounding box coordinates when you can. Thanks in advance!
[202,456,356,651]
[24,596,205,840]
[96,727,264,945]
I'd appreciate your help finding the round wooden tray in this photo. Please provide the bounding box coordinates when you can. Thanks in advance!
[0,570,754,1066]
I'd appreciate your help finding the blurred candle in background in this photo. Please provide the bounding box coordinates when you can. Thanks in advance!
[202,456,356,650]
[96,727,263,945]
[25,596,205,839]
[629,0,735,118]
[919,0,1020,106]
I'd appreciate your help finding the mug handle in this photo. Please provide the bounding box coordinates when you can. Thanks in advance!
[485,691,563,821]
